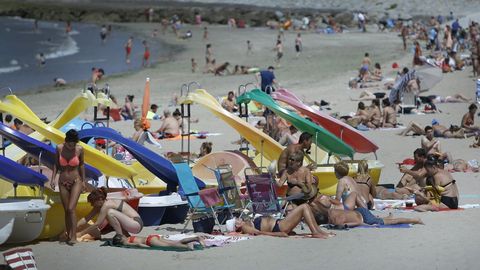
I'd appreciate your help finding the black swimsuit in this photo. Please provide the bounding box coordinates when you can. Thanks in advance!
[253,217,281,232]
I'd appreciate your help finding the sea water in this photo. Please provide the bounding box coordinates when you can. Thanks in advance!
[0,16,169,93]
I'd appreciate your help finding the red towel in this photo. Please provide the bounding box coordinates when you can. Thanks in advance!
[3,248,38,270]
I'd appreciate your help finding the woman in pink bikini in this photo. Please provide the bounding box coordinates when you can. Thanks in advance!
[50,129,85,245]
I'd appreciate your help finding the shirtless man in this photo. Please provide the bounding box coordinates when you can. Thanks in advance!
[328,207,423,227]
[361,52,372,71]
[155,109,180,138]
[400,119,473,138]
[461,104,479,133]
[381,98,397,128]
[414,155,460,211]
[221,91,238,112]
[277,132,315,174]
[421,126,450,161]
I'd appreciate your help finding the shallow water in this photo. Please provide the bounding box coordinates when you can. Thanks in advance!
[0,17,172,93]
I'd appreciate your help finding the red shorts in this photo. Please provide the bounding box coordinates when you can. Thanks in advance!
[144,51,150,60]
[126,46,132,55]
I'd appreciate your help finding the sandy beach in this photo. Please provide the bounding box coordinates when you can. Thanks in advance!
[2,10,480,270]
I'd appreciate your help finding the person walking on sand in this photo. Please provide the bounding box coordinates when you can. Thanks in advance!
[125,36,133,64]
[413,41,423,66]
[295,33,303,57]
[255,66,279,94]
[50,129,85,245]
[204,44,213,71]
[142,40,150,67]
[191,58,197,73]
[401,25,409,50]
[203,26,208,41]
[274,39,284,67]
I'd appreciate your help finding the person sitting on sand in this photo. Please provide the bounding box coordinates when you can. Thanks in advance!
[471,134,480,148]
[395,148,428,194]
[277,132,315,174]
[131,119,145,142]
[121,95,136,120]
[155,109,180,139]
[199,141,213,157]
[414,155,460,211]
[214,62,231,76]
[112,233,204,250]
[422,126,451,161]
[328,207,424,227]
[221,91,238,112]
[228,204,335,239]
[354,160,375,209]
[77,187,144,239]
[370,63,383,81]
[381,98,397,128]
[332,161,368,210]
[277,150,318,206]
[461,104,480,133]
[365,99,382,129]
[278,125,300,146]
[54,77,67,87]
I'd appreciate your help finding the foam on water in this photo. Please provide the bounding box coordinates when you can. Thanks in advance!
[44,36,79,60]
[0,66,21,74]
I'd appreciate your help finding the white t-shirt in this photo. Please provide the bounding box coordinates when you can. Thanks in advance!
[358,13,365,22]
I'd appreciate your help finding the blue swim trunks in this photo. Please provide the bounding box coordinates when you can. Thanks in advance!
[354,207,384,225]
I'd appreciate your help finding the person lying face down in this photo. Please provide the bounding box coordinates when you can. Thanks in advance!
[227,204,335,239]
[112,233,205,251]
[327,207,424,227]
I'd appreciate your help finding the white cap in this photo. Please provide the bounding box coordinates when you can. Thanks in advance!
[225,218,236,232]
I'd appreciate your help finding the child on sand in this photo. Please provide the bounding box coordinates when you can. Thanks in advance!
[247,40,253,55]
[112,233,205,250]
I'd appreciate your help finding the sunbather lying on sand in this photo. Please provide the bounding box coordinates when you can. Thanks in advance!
[228,204,334,239]
[112,233,205,250]
[399,120,476,138]
[327,207,424,227]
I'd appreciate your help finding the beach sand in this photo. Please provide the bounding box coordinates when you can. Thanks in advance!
[2,21,480,269]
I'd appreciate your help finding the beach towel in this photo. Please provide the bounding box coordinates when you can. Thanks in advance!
[101,239,204,252]
[3,248,38,270]
[164,233,250,247]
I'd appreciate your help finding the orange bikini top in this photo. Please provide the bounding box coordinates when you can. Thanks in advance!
[59,154,80,167]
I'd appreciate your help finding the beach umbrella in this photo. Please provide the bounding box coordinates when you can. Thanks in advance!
[141,78,151,130]
[416,67,443,91]
[389,70,416,103]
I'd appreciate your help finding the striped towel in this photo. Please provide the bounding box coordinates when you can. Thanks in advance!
[3,248,37,270]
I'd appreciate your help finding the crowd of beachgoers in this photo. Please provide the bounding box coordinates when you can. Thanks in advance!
[2,7,480,261]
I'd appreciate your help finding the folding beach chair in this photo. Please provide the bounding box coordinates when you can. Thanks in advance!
[173,162,235,233]
[399,89,418,114]
[214,164,245,210]
[3,248,38,270]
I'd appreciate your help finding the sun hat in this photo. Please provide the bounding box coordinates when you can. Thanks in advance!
[225,218,236,232]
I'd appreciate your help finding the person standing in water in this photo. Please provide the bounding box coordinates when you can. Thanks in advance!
[50,129,85,245]
[142,40,150,67]
[100,25,108,44]
[125,36,133,64]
